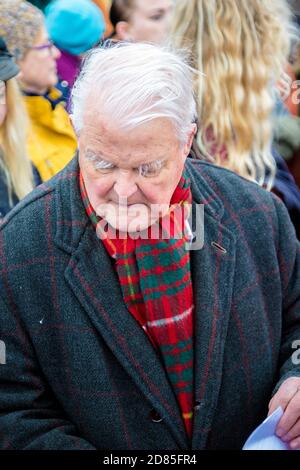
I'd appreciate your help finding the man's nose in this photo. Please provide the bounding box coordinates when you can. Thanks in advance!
[114,171,138,199]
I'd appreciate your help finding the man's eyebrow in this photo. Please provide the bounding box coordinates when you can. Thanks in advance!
[85,151,166,167]
[138,157,165,166]
[85,150,107,161]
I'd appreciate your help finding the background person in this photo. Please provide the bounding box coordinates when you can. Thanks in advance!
[170,0,300,237]
[0,0,77,182]
[45,0,106,110]
[109,0,173,43]
[0,37,39,219]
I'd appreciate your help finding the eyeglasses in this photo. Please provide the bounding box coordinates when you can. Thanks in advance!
[30,40,55,53]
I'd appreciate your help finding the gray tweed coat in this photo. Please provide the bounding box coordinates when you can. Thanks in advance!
[0,156,299,450]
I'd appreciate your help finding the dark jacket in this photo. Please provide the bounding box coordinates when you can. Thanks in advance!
[0,165,41,219]
[272,150,300,238]
[0,157,300,450]
[0,169,18,219]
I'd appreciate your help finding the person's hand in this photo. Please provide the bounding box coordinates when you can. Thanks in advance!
[268,377,300,449]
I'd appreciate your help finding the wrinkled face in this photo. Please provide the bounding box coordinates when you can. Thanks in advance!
[78,112,195,233]
[126,0,173,44]
[18,25,60,94]
[0,80,6,126]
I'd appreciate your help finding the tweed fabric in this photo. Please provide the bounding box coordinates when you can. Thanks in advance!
[0,157,300,450]
[79,170,195,438]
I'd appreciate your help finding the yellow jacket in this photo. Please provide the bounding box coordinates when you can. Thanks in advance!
[24,88,77,182]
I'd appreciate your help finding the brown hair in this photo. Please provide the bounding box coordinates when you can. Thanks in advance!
[109,0,135,29]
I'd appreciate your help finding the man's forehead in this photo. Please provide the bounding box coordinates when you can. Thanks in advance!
[82,135,176,162]
[80,122,179,166]
[83,119,120,138]
[81,114,177,148]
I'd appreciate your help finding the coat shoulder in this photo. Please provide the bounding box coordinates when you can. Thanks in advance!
[185,159,295,245]
[0,159,79,255]
[186,158,278,209]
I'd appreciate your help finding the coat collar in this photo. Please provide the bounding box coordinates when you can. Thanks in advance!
[53,156,225,253]
[53,156,236,449]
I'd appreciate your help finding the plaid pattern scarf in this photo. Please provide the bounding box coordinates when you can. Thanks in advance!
[79,170,195,438]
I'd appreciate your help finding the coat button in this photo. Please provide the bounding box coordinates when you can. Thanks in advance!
[150,409,163,423]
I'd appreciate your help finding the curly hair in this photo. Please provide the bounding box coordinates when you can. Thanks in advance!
[170,0,294,188]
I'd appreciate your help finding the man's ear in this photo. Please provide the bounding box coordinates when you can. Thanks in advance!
[183,123,197,156]
[115,21,132,41]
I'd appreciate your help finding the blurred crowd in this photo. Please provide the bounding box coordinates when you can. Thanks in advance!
[0,0,300,237]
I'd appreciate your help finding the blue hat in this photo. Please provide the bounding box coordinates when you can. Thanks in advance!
[45,0,105,56]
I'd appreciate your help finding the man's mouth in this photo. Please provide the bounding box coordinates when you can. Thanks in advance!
[110,200,145,207]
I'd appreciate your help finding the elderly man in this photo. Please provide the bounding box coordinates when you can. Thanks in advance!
[0,42,300,450]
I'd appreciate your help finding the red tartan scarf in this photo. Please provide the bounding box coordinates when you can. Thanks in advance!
[79,170,195,438]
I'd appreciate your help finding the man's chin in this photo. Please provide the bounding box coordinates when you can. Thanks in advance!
[95,202,170,236]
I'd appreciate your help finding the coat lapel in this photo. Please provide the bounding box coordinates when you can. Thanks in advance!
[64,228,189,448]
[186,161,237,449]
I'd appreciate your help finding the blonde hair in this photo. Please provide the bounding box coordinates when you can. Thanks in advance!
[171,0,294,188]
[0,78,34,205]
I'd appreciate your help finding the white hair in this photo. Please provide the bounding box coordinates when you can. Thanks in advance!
[71,42,197,144]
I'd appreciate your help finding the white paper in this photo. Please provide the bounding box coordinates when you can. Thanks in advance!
[243,407,290,450]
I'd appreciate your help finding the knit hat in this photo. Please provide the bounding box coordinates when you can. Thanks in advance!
[0,37,19,81]
[0,0,44,62]
[45,0,105,56]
